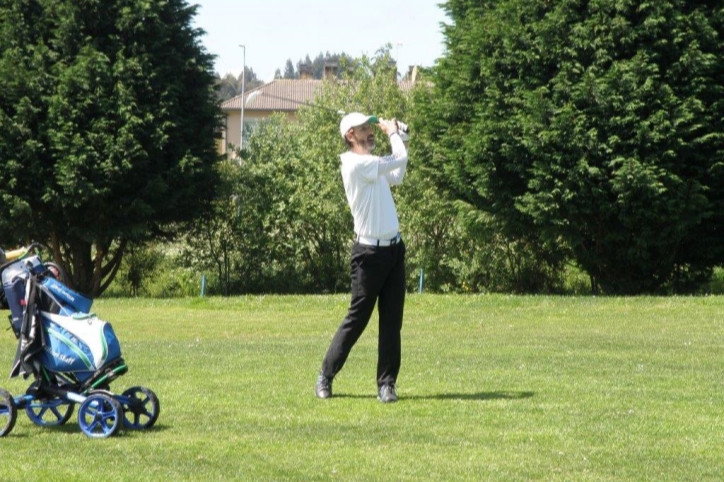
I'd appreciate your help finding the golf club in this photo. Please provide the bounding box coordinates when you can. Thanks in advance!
[242,90,410,138]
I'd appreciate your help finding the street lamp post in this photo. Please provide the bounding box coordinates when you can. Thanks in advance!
[239,44,246,151]
[395,42,403,78]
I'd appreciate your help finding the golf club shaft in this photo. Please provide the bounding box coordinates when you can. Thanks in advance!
[245,91,410,134]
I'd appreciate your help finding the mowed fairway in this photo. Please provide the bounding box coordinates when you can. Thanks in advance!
[0,295,722,481]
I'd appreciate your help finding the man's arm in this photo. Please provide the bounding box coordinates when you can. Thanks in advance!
[377,119,408,185]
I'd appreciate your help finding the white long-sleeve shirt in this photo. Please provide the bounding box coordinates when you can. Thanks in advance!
[340,132,408,240]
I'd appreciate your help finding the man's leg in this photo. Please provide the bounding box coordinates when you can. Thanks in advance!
[321,244,389,379]
[376,241,406,387]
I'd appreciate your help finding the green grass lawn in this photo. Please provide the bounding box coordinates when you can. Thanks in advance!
[1,295,722,481]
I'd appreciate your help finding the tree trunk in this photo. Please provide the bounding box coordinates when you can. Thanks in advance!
[49,233,127,298]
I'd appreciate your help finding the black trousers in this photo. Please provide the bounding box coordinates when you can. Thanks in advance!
[321,240,406,387]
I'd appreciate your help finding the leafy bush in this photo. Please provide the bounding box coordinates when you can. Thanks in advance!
[104,244,200,298]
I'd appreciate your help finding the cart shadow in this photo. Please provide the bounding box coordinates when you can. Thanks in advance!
[334,391,534,401]
[114,423,170,436]
[20,422,169,436]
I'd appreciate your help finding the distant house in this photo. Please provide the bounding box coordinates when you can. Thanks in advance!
[218,64,421,156]
[218,78,323,155]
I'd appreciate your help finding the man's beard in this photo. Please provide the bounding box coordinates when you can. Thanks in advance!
[358,136,375,152]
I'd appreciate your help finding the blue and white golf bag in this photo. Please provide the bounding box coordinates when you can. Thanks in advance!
[38,312,122,381]
[2,256,122,381]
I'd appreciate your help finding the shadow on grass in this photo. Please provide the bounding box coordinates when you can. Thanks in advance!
[409,391,535,401]
[29,423,79,435]
[333,391,534,401]
[16,422,170,437]
[110,424,169,437]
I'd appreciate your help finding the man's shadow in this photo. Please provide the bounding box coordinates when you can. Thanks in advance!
[334,391,534,401]
[407,391,534,401]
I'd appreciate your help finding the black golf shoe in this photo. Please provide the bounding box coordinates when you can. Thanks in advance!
[377,383,398,403]
[315,373,332,399]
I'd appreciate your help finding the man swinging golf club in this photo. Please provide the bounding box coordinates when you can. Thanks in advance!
[315,112,408,403]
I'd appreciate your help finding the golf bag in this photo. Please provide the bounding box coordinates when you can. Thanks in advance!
[0,246,159,439]
[2,255,121,381]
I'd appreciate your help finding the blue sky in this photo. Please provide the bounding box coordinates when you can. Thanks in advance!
[192,0,449,81]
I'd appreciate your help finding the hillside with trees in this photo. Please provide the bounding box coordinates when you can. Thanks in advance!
[274,52,352,80]
[215,67,264,102]
[215,52,354,103]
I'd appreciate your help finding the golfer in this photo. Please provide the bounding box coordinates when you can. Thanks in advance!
[315,112,408,403]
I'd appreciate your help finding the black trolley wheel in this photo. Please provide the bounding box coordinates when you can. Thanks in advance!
[120,386,160,430]
[0,388,17,437]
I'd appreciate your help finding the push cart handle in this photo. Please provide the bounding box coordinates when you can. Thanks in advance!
[3,242,41,262]
[4,247,28,262]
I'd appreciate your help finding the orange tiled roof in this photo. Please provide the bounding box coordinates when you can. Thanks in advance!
[221,78,422,113]
[221,79,323,112]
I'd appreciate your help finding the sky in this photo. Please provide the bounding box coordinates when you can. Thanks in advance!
[192,0,449,81]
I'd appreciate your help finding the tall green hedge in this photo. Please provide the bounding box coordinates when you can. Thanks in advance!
[421,0,724,294]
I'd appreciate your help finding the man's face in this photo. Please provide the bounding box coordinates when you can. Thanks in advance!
[347,122,375,153]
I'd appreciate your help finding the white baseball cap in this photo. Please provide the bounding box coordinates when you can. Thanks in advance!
[339,112,378,139]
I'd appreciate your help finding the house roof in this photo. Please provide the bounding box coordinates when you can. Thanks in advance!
[221,79,323,112]
[220,78,422,113]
